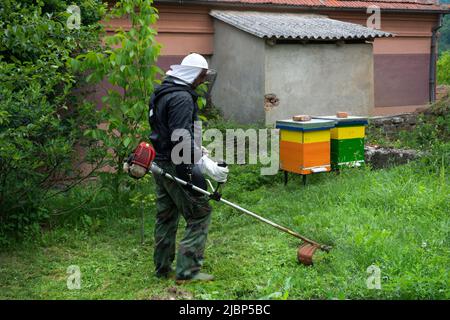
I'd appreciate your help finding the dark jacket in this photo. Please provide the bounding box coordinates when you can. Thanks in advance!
[149,77,202,164]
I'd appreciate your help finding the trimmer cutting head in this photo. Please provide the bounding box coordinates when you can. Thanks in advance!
[297,243,319,266]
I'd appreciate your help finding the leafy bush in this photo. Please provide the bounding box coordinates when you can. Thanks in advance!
[437,50,450,85]
[71,0,163,194]
[366,93,449,151]
[438,13,450,54]
[402,94,449,149]
[0,0,106,241]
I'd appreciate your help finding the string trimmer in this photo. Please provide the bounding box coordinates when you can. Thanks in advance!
[125,142,332,265]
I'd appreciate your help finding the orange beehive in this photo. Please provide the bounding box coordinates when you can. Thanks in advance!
[276,119,335,175]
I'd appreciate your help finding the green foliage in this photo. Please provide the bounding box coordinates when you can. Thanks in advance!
[71,0,163,193]
[438,12,450,54]
[200,103,223,122]
[0,0,106,241]
[0,118,448,298]
[195,82,208,114]
[437,50,450,85]
[366,94,450,150]
[0,144,448,299]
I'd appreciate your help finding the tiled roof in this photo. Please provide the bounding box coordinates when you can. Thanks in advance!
[198,0,448,12]
[210,10,393,40]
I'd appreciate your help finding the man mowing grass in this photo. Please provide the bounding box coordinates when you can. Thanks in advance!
[148,53,228,283]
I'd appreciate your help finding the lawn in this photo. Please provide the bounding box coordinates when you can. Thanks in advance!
[1,0,449,301]
[0,154,448,299]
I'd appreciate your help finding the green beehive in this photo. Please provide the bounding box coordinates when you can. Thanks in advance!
[330,138,365,164]
[314,115,368,169]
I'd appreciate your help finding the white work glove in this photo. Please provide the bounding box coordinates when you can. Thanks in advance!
[198,155,229,183]
[201,146,209,157]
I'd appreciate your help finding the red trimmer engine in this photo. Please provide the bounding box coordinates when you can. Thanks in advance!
[124,142,156,179]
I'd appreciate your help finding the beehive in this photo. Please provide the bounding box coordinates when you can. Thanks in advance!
[276,119,335,175]
[314,115,368,169]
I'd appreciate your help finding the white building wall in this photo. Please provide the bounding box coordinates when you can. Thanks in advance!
[210,20,266,124]
[264,42,375,125]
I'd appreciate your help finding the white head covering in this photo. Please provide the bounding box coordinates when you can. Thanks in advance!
[166,53,209,85]
[166,65,202,85]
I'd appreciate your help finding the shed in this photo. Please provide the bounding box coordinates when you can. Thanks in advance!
[209,10,392,124]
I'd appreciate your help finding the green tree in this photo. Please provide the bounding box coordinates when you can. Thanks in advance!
[0,0,107,240]
[438,11,450,54]
[71,0,163,194]
[437,50,450,84]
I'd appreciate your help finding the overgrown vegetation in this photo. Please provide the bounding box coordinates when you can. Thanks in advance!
[366,94,450,151]
[0,138,448,299]
[1,110,449,299]
[0,0,165,241]
[0,0,448,300]
[71,0,162,194]
[1,84,448,299]
[0,0,106,242]
[437,5,450,83]
[438,7,450,54]
[437,51,450,85]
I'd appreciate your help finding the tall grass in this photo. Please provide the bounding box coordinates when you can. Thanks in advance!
[0,146,448,299]
[1,110,448,299]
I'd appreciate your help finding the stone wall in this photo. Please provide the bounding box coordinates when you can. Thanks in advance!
[364,146,421,169]
[368,113,419,135]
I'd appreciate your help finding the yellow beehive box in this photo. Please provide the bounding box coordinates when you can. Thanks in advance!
[330,126,365,140]
[280,130,330,144]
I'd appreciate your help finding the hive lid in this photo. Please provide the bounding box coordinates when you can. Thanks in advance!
[276,118,335,131]
[313,115,368,126]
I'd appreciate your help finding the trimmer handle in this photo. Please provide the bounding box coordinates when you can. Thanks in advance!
[217,161,228,168]
[208,161,227,201]
[216,160,228,189]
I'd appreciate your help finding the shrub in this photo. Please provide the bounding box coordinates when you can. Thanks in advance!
[71,0,163,194]
[366,94,449,151]
[437,51,450,85]
[0,0,106,241]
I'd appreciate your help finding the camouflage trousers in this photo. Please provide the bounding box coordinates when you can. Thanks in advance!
[153,161,212,279]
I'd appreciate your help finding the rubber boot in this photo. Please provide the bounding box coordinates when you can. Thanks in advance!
[155,268,176,280]
[176,273,214,284]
